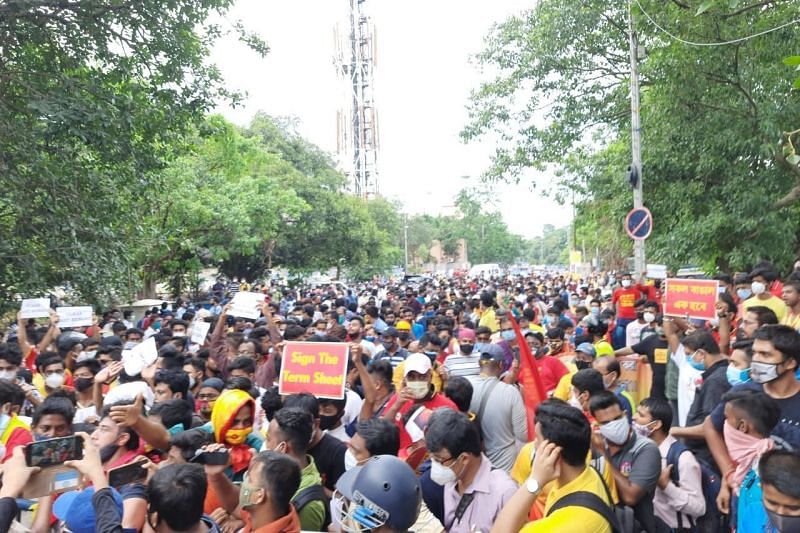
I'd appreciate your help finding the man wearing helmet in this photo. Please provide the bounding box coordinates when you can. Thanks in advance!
[334,454,422,533]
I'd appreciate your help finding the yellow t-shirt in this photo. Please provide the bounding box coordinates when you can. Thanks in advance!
[743,294,787,322]
[781,311,800,332]
[553,368,577,402]
[594,340,614,358]
[478,307,499,333]
[511,441,617,520]
[520,463,613,533]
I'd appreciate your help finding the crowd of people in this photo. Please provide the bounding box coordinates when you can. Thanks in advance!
[1,261,800,532]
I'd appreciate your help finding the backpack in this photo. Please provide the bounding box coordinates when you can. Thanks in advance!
[666,441,721,530]
[546,467,622,533]
[291,484,330,529]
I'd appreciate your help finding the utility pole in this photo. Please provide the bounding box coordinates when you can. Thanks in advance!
[403,213,409,273]
[628,0,645,274]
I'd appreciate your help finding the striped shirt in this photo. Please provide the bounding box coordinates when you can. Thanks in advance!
[443,353,481,379]
[375,347,409,369]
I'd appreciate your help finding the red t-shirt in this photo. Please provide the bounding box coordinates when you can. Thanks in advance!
[383,393,457,457]
[534,355,570,394]
[612,288,641,319]
[3,426,32,462]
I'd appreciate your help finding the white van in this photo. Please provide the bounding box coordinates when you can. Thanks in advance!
[468,263,503,278]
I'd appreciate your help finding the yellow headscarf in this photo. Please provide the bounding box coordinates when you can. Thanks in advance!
[210,388,255,445]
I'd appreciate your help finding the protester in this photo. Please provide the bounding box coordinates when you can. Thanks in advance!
[425,409,517,532]
[468,343,527,471]
[3,266,800,533]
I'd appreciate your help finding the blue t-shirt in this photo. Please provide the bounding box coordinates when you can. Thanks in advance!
[710,382,800,450]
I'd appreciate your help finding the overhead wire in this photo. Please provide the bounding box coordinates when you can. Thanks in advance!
[633,0,800,47]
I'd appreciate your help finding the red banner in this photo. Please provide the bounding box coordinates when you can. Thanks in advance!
[508,314,546,441]
[663,278,719,321]
[278,342,349,399]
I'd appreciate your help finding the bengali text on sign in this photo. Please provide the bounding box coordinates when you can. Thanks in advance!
[278,342,349,399]
[663,278,719,321]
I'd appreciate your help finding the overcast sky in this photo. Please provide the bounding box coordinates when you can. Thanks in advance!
[210,0,573,238]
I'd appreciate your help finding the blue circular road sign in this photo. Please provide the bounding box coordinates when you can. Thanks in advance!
[625,207,653,240]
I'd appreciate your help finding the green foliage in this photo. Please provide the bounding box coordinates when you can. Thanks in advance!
[464,0,800,273]
[0,0,264,304]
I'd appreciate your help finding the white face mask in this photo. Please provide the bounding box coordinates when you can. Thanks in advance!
[406,381,429,399]
[751,281,766,295]
[621,279,632,288]
[0,370,15,382]
[344,449,359,471]
[188,375,196,389]
[598,417,630,446]
[643,312,656,324]
[430,458,459,485]
[568,394,583,411]
[45,373,65,389]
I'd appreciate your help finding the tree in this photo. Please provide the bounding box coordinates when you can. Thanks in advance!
[137,116,306,297]
[0,0,267,304]
[463,0,800,272]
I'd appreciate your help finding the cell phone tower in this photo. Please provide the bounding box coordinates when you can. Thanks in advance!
[334,0,379,199]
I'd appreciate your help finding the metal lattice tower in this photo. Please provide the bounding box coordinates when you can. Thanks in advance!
[334,0,379,199]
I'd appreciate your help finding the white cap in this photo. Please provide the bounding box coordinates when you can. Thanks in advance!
[404,352,433,376]
[104,381,155,409]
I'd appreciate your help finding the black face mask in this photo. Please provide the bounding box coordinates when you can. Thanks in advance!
[575,360,591,370]
[74,377,94,392]
[319,413,341,431]
[460,344,474,355]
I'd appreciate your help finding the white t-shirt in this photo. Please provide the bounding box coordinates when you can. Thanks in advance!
[360,339,377,359]
[326,424,350,443]
[671,344,703,427]
[626,320,647,347]
[342,388,363,427]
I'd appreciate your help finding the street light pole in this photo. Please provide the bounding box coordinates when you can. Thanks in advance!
[403,213,409,274]
[628,0,645,274]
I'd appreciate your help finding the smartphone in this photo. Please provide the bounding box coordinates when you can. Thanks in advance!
[108,459,148,488]
[191,450,230,465]
[25,435,83,468]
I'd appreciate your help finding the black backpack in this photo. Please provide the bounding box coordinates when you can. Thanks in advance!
[546,467,622,533]
[666,440,723,532]
[291,484,330,529]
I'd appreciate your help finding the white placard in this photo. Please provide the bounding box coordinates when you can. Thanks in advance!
[646,264,668,280]
[56,306,93,328]
[190,321,211,344]
[20,298,51,319]
[228,291,265,320]
[122,337,158,376]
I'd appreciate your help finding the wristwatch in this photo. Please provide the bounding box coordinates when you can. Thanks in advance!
[526,477,541,495]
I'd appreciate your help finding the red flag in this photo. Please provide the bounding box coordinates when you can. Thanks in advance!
[508,313,547,440]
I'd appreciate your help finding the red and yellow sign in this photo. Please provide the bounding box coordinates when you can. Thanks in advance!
[663,278,719,320]
[278,342,349,399]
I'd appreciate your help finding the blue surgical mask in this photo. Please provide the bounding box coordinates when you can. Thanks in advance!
[474,342,485,354]
[736,288,752,300]
[688,350,705,371]
[726,365,750,386]
[501,330,516,341]
[591,307,601,315]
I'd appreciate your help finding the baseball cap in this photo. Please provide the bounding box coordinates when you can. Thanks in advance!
[575,343,597,358]
[382,327,399,338]
[395,320,412,331]
[479,343,505,363]
[54,487,123,533]
[404,352,432,376]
